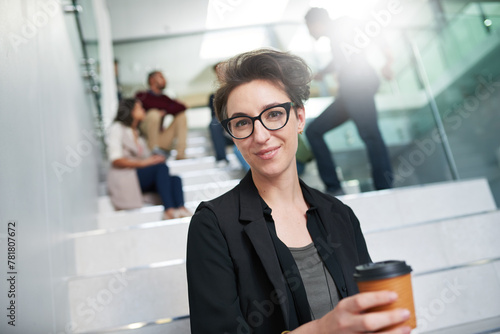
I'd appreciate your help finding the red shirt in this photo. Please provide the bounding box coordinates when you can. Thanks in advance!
[135,91,186,116]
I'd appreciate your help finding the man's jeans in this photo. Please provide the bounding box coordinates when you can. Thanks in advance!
[306,91,393,192]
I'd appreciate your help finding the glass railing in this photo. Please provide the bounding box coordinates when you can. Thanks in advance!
[398,11,500,135]
[373,1,500,190]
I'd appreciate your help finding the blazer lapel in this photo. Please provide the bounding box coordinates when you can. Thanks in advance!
[239,173,293,327]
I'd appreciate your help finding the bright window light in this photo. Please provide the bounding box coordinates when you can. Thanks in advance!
[308,0,376,19]
[288,26,316,52]
[206,0,290,30]
[199,28,268,59]
[289,31,331,54]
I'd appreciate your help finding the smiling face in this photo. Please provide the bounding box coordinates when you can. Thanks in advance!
[227,79,305,180]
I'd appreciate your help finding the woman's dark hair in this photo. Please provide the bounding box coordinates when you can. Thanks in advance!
[213,49,312,121]
[114,98,136,127]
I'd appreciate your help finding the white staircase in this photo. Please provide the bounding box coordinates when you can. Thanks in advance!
[67,130,500,334]
[343,179,500,334]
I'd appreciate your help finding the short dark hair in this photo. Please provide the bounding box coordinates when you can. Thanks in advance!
[213,49,312,121]
[304,7,331,24]
[114,98,136,127]
[147,71,161,86]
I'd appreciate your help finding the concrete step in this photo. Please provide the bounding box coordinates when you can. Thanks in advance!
[420,316,500,334]
[96,317,190,334]
[73,219,190,276]
[167,154,238,174]
[412,259,500,333]
[175,166,245,186]
[341,178,497,232]
[98,195,115,214]
[98,206,164,228]
[185,132,211,147]
[177,145,211,160]
[96,202,199,229]
[183,178,240,203]
[364,210,500,274]
[68,263,188,334]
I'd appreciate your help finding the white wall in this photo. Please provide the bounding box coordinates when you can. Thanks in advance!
[0,0,100,332]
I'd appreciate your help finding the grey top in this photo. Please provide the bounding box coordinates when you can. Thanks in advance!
[289,243,340,319]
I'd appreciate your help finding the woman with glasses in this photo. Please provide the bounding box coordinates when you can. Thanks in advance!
[186,49,411,334]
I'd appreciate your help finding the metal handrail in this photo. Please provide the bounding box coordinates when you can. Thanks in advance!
[65,0,108,157]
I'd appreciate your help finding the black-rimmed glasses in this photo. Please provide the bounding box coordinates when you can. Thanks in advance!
[221,102,293,139]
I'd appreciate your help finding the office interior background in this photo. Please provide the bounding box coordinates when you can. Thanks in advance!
[0,0,500,333]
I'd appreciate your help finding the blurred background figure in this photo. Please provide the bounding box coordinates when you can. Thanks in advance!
[107,98,191,220]
[208,63,250,171]
[208,92,232,165]
[136,71,188,159]
[305,7,394,195]
[114,58,123,101]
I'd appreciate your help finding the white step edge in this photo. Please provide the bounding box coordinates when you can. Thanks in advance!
[342,178,496,232]
[74,220,190,276]
[365,210,500,274]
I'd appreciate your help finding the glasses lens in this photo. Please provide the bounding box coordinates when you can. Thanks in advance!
[225,103,290,139]
[228,117,253,139]
[261,105,287,130]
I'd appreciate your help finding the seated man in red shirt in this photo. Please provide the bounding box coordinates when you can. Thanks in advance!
[135,71,188,160]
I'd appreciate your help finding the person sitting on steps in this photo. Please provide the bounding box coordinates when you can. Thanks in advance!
[107,98,191,220]
[135,71,188,160]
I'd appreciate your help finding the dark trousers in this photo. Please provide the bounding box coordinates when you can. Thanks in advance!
[306,91,393,191]
[209,118,233,161]
[136,163,184,210]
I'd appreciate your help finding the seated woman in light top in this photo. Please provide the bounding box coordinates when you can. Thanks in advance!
[186,49,411,334]
[107,98,191,220]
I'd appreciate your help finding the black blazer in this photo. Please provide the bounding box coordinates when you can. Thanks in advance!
[187,172,371,334]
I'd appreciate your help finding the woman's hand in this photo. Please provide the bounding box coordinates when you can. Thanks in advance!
[140,154,166,167]
[295,291,411,334]
[112,155,166,169]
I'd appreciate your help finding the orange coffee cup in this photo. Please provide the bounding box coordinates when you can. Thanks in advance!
[353,260,416,331]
